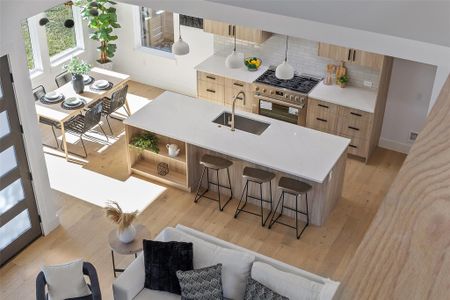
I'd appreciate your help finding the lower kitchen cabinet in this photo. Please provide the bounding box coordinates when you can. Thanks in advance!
[306,98,338,133]
[197,78,225,104]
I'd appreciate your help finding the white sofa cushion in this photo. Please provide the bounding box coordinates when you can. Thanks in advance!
[251,261,322,300]
[133,288,180,300]
[163,228,255,300]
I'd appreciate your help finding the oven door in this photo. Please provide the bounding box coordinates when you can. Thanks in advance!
[256,95,304,125]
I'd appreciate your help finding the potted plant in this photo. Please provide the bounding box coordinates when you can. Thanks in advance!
[76,0,120,69]
[105,201,138,243]
[63,57,92,94]
[337,74,349,88]
[130,132,160,154]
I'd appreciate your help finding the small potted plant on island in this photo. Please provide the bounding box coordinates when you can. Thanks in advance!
[63,57,92,94]
[76,0,120,69]
[337,74,349,88]
[105,201,138,243]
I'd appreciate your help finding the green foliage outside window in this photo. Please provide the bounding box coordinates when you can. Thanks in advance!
[21,21,34,70]
[45,4,77,57]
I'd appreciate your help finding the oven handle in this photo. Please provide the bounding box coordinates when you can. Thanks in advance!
[254,94,304,109]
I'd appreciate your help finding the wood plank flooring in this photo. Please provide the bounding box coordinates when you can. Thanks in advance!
[0,81,406,299]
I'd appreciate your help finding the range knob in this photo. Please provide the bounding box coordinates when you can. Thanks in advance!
[270,90,275,95]
[294,96,300,102]
[289,95,294,100]
[262,88,267,93]
[284,94,289,98]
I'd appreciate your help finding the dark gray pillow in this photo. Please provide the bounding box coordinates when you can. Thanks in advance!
[176,264,223,300]
[244,277,289,300]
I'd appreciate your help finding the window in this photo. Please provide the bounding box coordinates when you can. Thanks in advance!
[140,8,174,52]
[45,4,81,59]
[20,21,35,70]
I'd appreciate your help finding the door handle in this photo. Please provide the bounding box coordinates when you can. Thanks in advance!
[206,75,216,80]
[228,25,231,36]
[233,25,236,36]
[348,49,351,61]
[316,118,328,122]
[233,82,244,87]
[352,50,356,61]
[349,144,358,148]
[318,104,329,109]
[206,89,216,93]
[348,126,360,131]
[350,112,362,117]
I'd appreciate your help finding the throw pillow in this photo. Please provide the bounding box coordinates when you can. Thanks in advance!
[176,264,223,300]
[41,259,91,300]
[244,277,289,300]
[143,240,193,294]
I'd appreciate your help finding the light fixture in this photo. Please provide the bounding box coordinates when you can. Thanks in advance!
[172,17,190,56]
[275,35,294,80]
[225,26,244,69]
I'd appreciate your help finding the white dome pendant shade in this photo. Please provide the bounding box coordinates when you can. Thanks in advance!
[225,26,244,69]
[172,18,190,56]
[275,36,295,80]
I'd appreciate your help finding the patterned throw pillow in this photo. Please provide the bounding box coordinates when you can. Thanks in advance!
[176,264,223,300]
[244,277,289,300]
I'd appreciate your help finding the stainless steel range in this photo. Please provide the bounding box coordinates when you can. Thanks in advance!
[254,69,321,125]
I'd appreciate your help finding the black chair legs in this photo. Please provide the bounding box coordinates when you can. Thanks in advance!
[194,166,233,211]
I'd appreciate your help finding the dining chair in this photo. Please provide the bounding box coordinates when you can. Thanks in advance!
[102,84,129,135]
[62,101,109,158]
[32,85,60,148]
[55,71,72,88]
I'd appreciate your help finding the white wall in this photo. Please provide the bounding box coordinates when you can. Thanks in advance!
[379,59,437,153]
[112,3,214,97]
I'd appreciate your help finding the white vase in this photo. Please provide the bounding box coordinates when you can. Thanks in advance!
[117,224,136,243]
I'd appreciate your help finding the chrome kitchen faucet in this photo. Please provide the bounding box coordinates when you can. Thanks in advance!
[229,91,246,131]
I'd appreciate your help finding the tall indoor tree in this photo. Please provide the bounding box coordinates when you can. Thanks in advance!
[76,0,120,64]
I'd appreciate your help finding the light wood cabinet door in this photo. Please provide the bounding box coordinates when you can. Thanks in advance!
[306,98,338,133]
[352,50,384,70]
[198,80,225,105]
[337,106,372,139]
[224,78,253,112]
[203,20,233,37]
[198,71,225,86]
[318,43,352,62]
[343,135,369,157]
[235,26,272,44]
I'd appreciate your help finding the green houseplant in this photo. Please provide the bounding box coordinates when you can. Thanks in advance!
[76,0,120,67]
[337,74,349,88]
[130,132,159,154]
[63,57,92,94]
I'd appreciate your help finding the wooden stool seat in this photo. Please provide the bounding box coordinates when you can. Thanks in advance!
[278,177,312,195]
[200,154,233,170]
[242,167,276,183]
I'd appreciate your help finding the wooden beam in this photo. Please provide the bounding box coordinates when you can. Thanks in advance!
[337,75,450,299]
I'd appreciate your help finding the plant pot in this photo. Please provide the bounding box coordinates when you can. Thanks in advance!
[117,224,136,244]
[339,82,347,88]
[96,60,113,70]
[72,74,85,94]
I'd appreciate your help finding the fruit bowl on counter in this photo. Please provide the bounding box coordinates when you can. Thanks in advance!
[244,57,262,71]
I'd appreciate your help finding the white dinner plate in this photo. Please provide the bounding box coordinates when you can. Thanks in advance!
[65,97,82,106]
[82,74,91,82]
[45,91,60,100]
[93,80,108,88]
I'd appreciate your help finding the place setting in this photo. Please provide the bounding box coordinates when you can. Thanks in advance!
[39,91,65,105]
[61,96,86,110]
[82,74,95,85]
[89,79,113,92]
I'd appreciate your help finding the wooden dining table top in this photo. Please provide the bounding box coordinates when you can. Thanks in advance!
[35,67,130,123]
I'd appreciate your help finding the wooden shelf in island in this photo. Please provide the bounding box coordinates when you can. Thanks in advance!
[131,160,187,190]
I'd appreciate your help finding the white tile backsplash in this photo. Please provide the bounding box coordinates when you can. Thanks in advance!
[214,34,380,90]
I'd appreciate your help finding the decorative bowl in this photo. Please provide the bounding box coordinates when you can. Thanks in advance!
[244,57,262,71]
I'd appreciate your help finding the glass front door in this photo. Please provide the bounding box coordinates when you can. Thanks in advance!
[0,55,41,266]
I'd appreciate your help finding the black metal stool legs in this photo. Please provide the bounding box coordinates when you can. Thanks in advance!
[234,179,273,226]
[194,166,233,211]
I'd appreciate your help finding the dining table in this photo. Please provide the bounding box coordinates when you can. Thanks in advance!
[35,67,130,161]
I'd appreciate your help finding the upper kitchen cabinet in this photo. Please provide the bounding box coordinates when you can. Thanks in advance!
[318,42,384,70]
[203,19,272,43]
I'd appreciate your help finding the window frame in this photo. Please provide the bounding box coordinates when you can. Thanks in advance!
[22,15,43,77]
[48,5,85,67]
[132,6,176,60]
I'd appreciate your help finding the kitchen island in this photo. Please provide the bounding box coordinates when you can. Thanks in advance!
[124,91,350,226]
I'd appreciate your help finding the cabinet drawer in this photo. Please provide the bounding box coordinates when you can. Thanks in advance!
[344,135,368,157]
[306,98,338,133]
[198,80,224,104]
[198,71,225,85]
[337,108,372,138]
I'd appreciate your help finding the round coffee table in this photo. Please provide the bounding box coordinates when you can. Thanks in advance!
[108,224,150,277]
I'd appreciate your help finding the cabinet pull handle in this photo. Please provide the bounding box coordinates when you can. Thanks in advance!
[233,25,236,36]
[349,144,358,148]
[348,49,351,61]
[350,112,362,117]
[316,118,328,122]
[318,104,329,109]
[233,82,244,87]
[206,76,216,80]
[353,50,356,61]
[228,25,231,36]
[206,89,216,93]
[348,126,360,131]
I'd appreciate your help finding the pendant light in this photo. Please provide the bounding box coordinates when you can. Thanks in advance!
[172,17,190,56]
[275,35,294,80]
[225,26,244,69]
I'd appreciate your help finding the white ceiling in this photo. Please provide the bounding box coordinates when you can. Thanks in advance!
[207,0,450,48]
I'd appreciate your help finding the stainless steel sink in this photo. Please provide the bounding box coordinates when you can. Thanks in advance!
[212,111,270,135]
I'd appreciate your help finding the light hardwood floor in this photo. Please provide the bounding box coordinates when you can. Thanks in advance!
[0,81,406,299]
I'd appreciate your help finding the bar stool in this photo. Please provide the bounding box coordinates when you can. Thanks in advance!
[194,154,233,211]
[268,176,312,239]
[234,167,275,226]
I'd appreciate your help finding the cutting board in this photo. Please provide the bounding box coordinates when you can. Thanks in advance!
[336,62,347,85]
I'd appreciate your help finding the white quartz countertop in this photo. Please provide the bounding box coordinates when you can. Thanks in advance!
[309,82,377,113]
[195,55,268,83]
[124,92,350,183]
